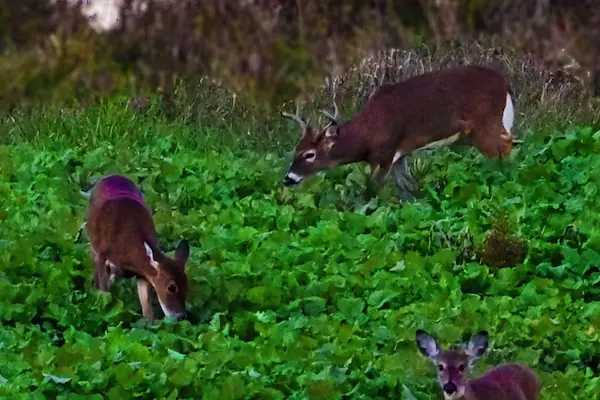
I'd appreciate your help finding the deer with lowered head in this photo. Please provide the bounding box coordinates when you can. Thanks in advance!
[281,64,517,196]
[84,174,191,321]
[415,329,541,400]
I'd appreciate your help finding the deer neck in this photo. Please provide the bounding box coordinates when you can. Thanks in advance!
[329,122,368,166]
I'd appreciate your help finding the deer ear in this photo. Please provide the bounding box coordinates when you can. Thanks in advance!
[466,330,489,359]
[175,239,190,264]
[416,330,440,358]
[144,242,160,270]
[324,125,339,138]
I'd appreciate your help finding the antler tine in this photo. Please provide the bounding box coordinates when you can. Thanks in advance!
[320,91,340,126]
[281,101,310,137]
[281,102,308,130]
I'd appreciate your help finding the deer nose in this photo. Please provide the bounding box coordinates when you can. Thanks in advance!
[443,382,458,394]
[283,172,302,186]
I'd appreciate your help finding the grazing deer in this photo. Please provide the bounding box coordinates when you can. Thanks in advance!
[415,329,541,400]
[84,174,191,321]
[281,65,516,196]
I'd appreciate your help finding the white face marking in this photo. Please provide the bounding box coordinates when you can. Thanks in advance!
[144,242,160,269]
[303,150,316,163]
[502,92,514,134]
[286,172,304,184]
[444,391,461,400]
[393,151,403,164]
[157,298,184,319]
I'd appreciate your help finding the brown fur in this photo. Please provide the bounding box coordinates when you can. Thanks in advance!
[282,65,514,188]
[416,330,541,400]
[465,364,542,400]
[85,174,191,321]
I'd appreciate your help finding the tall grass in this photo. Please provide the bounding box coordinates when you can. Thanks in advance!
[3,43,600,156]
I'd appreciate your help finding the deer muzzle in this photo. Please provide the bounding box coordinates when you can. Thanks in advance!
[283,171,303,186]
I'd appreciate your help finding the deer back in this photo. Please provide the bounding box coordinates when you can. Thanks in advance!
[466,364,541,400]
[86,174,157,273]
[350,65,511,154]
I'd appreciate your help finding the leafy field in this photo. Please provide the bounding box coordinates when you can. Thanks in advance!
[1,103,600,399]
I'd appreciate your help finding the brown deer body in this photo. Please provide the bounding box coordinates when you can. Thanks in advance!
[85,174,191,321]
[416,330,541,400]
[281,65,516,193]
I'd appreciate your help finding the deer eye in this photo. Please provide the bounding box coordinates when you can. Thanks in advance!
[437,364,444,371]
[303,151,316,161]
[167,282,178,294]
[458,364,465,372]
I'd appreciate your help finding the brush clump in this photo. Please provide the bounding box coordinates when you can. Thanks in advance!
[477,214,527,269]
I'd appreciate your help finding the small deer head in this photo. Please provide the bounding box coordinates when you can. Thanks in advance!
[416,329,489,399]
[281,98,340,186]
[144,239,191,319]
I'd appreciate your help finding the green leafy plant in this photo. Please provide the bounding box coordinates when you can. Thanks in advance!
[0,101,599,399]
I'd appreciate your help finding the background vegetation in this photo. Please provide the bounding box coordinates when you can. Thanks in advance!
[1,0,600,111]
[1,1,600,399]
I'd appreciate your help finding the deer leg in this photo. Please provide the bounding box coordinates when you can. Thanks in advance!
[136,278,155,322]
[90,245,112,292]
[471,124,513,159]
[364,162,393,199]
[391,157,415,200]
[373,162,395,184]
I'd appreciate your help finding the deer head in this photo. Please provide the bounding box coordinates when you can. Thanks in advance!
[416,329,490,399]
[281,97,341,186]
[142,239,191,319]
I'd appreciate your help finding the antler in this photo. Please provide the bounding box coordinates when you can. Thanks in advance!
[320,92,340,127]
[281,102,309,137]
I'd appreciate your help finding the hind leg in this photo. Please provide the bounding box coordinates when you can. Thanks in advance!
[91,249,110,291]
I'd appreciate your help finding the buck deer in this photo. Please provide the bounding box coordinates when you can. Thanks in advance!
[84,174,191,321]
[415,329,541,400]
[281,65,516,196]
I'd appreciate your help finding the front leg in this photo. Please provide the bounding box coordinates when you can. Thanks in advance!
[364,163,392,200]
[136,278,155,322]
[391,156,416,200]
